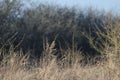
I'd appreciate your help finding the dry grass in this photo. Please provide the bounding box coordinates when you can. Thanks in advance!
[0,53,120,80]
[1,1,120,79]
[1,36,120,80]
[1,21,120,80]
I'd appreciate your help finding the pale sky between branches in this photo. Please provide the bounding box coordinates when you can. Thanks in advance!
[24,0,120,14]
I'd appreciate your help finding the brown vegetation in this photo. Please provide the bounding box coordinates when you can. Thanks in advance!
[1,0,120,80]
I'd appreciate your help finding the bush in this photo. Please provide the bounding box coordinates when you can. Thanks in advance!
[0,1,119,59]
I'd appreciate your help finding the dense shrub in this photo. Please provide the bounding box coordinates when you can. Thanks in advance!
[0,0,119,58]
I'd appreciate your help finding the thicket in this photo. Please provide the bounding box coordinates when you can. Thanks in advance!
[0,0,119,59]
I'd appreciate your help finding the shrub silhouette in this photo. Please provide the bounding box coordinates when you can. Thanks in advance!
[0,1,118,59]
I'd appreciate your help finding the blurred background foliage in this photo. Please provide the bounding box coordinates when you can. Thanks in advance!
[0,0,119,58]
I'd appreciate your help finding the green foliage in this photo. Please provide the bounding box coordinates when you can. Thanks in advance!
[0,1,119,58]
